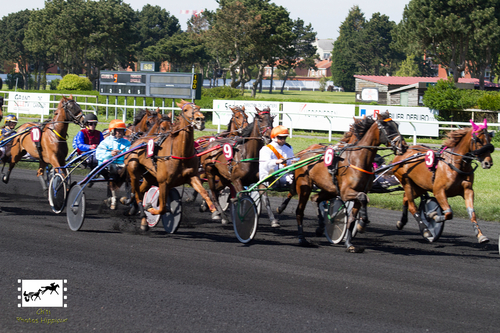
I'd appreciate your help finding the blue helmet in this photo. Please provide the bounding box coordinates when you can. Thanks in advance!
[5,115,17,124]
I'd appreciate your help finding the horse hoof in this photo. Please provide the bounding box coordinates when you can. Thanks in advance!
[140,224,149,232]
[422,229,433,240]
[298,237,310,247]
[315,227,324,237]
[477,234,490,243]
[2,175,8,184]
[199,203,208,212]
[120,197,131,205]
[271,220,280,228]
[221,218,229,225]
[396,221,406,230]
[356,221,366,233]
[211,211,221,220]
[346,246,365,253]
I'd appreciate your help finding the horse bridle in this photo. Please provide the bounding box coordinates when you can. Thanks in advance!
[232,108,249,133]
[180,103,203,126]
[469,128,494,159]
[61,99,84,126]
[377,118,405,154]
[257,110,272,141]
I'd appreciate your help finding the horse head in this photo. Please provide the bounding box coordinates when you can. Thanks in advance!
[59,95,85,127]
[230,106,249,133]
[469,119,494,169]
[176,100,205,131]
[376,111,407,155]
[254,107,274,144]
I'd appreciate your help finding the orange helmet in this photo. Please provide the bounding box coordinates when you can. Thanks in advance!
[271,125,289,139]
[109,119,126,131]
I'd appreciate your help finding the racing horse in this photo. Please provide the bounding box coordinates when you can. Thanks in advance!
[195,106,249,150]
[124,99,218,230]
[290,112,406,251]
[200,107,273,223]
[3,95,84,187]
[392,119,494,243]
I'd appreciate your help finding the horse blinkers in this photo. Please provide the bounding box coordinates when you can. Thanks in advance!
[377,118,406,155]
[471,129,494,169]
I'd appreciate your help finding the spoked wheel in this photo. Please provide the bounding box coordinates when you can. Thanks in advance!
[143,186,161,228]
[162,188,182,234]
[419,196,445,242]
[48,173,68,214]
[232,195,258,244]
[321,197,348,244]
[66,184,86,231]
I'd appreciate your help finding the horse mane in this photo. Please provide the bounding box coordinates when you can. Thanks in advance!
[133,109,148,125]
[443,128,469,148]
[351,116,375,140]
[240,120,254,137]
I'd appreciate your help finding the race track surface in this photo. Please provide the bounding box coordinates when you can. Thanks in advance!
[1,169,499,333]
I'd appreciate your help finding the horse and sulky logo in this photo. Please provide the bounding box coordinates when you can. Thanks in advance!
[18,279,67,308]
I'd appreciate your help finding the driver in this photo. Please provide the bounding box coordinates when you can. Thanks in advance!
[72,113,104,167]
[0,115,18,160]
[258,125,295,228]
[96,120,131,210]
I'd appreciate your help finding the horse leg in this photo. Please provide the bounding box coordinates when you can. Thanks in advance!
[2,148,24,184]
[397,194,409,230]
[295,180,313,246]
[463,187,489,243]
[190,176,217,214]
[342,194,365,253]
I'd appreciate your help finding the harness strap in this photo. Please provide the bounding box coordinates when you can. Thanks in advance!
[266,144,286,166]
[349,164,374,175]
[50,128,67,141]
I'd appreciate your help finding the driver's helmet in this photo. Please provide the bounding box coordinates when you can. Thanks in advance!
[4,114,18,124]
[271,125,289,139]
[84,113,98,125]
[109,119,127,133]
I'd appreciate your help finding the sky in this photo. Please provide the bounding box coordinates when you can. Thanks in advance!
[3,0,410,40]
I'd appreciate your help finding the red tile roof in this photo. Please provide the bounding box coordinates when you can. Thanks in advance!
[354,75,500,88]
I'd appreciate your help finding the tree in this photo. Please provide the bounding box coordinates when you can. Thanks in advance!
[276,19,318,94]
[331,6,364,92]
[395,54,421,77]
[136,5,180,60]
[395,0,500,85]
[0,10,33,89]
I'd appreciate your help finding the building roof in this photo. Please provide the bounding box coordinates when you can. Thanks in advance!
[315,59,332,69]
[354,75,500,88]
[315,39,334,52]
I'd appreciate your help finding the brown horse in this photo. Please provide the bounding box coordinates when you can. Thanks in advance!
[392,119,494,243]
[3,95,84,187]
[124,99,217,230]
[290,112,406,251]
[199,107,274,223]
[195,106,249,150]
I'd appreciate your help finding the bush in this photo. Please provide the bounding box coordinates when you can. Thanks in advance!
[201,86,241,99]
[319,77,328,92]
[477,93,500,111]
[49,79,61,90]
[5,71,24,89]
[57,74,92,91]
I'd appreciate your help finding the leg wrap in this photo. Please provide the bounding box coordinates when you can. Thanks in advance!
[466,208,475,220]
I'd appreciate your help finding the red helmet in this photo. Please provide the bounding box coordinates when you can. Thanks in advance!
[271,125,289,139]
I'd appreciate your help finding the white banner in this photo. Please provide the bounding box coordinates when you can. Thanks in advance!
[359,105,439,137]
[212,100,280,124]
[281,103,355,132]
[7,92,51,116]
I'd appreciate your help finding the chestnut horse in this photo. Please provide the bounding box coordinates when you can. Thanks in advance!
[392,119,494,243]
[199,107,273,223]
[3,95,84,187]
[195,106,249,150]
[290,112,406,252]
[124,100,217,231]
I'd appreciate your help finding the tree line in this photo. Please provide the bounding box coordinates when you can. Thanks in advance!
[1,0,499,95]
[333,1,500,91]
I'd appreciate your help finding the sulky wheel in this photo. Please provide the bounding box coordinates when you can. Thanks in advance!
[419,196,445,242]
[162,188,182,234]
[232,195,258,244]
[143,186,161,228]
[66,184,86,231]
[48,172,68,214]
[322,197,348,244]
